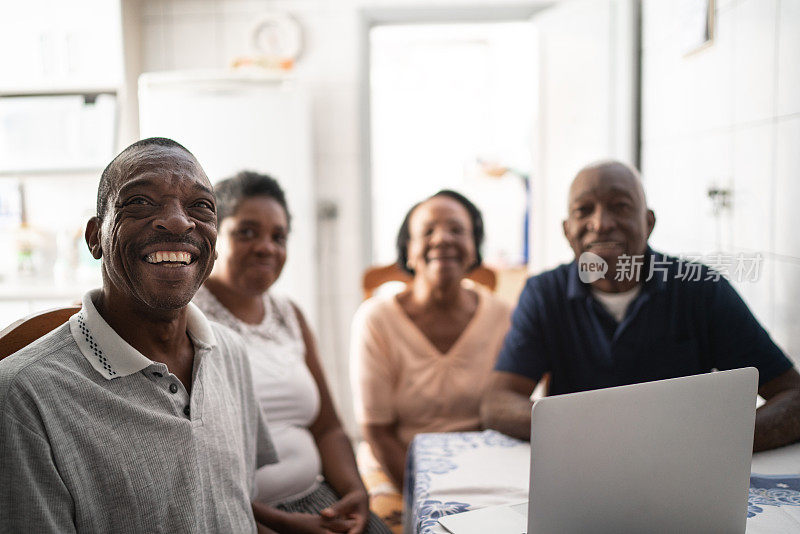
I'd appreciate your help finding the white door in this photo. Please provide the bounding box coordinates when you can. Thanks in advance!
[530,0,638,272]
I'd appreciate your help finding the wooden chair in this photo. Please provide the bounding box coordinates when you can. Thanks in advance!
[362,263,497,300]
[0,306,80,360]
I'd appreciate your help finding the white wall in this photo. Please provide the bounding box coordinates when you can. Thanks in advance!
[531,0,638,272]
[641,0,800,362]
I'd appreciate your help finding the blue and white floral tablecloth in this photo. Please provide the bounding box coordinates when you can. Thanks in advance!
[405,430,800,534]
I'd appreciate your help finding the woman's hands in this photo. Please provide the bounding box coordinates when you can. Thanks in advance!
[253,505,360,534]
[257,494,369,534]
[320,488,370,534]
[287,511,354,534]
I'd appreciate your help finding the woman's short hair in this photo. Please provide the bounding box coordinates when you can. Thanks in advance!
[395,189,484,275]
[213,170,291,229]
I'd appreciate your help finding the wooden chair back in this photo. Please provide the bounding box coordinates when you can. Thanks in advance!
[362,263,497,300]
[0,306,80,360]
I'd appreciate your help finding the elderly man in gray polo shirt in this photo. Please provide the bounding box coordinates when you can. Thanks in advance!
[0,138,278,533]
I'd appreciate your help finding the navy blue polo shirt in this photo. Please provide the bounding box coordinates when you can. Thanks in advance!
[495,249,792,395]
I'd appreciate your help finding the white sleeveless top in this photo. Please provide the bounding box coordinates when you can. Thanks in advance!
[193,286,322,505]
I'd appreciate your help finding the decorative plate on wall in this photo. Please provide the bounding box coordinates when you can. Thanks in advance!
[250,12,303,66]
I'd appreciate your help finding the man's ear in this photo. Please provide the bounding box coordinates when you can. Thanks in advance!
[646,209,656,238]
[85,217,103,259]
[562,219,569,240]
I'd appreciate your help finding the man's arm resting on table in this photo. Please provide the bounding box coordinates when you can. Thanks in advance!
[754,368,800,452]
[480,371,538,441]
[362,422,407,490]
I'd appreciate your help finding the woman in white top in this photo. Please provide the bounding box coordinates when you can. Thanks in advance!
[194,171,389,534]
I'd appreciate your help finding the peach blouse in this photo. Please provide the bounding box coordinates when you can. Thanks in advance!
[351,286,511,448]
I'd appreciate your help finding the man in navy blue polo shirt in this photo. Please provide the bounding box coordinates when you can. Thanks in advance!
[481,160,800,452]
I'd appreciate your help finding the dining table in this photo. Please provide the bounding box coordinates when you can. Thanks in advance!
[404,430,800,533]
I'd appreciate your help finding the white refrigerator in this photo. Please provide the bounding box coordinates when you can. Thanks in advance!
[138,71,316,326]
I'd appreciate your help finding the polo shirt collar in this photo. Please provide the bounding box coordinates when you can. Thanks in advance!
[566,261,588,300]
[69,289,217,380]
[566,246,666,300]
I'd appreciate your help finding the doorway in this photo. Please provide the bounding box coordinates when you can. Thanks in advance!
[362,6,550,269]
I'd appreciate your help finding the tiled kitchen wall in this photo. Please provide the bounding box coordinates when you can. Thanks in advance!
[641,0,800,362]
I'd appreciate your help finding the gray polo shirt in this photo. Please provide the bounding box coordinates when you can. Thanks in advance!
[0,290,277,533]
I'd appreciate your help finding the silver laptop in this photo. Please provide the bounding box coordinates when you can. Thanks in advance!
[439,368,758,533]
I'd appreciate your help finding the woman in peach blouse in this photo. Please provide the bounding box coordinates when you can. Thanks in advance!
[351,190,511,530]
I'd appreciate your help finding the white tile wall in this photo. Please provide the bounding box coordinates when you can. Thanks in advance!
[641,0,676,52]
[295,11,361,84]
[777,0,800,117]
[642,0,799,362]
[640,140,678,243]
[141,18,170,72]
[141,0,167,18]
[645,132,731,254]
[732,255,774,332]
[731,0,777,126]
[640,5,736,143]
[732,122,773,253]
[216,12,257,65]
[217,0,272,16]
[716,0,740,12]
[168,0,218,17]
[774,116,800,259]
[640,46,680,142]
[311,83,360,158]
[773,259,800,360]
[685,6,734,133]
[170,15,221,69]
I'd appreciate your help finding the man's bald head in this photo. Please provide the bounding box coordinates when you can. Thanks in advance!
[568,160,647,211]
[96,137,205,219]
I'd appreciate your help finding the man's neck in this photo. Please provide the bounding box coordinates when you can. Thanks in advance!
[94,290,195,388]
[589,247,651,293]
[591,278,641,293]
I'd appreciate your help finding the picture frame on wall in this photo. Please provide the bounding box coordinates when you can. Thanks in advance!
[680,0,715,56]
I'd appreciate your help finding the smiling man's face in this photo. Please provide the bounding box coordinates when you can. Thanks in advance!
[563,162,655,284]
[87,144,217,312]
